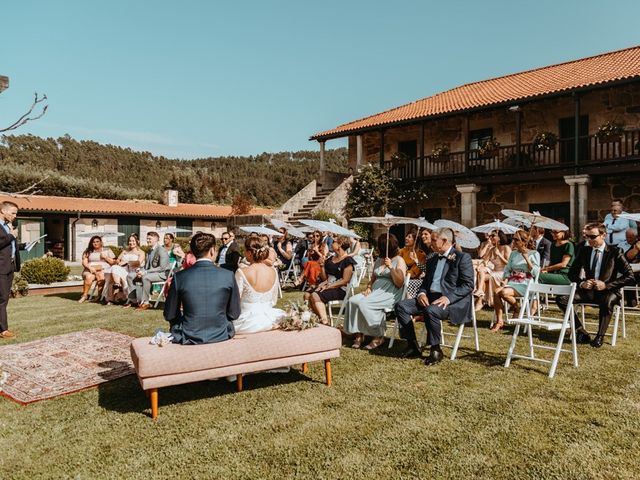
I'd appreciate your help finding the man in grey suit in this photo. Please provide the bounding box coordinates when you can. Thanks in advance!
[164,232,241,344]
[394,228,475,365]
[126,231,170,310]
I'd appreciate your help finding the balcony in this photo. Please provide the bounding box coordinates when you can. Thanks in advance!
[382,129,640,182]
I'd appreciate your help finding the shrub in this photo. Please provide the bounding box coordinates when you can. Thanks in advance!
[10,273,29,297]
[108,245,123,258]
[312,210,339,222]
[20,257,71,285]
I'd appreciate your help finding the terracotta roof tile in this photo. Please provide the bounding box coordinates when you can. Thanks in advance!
[312,45,640,139]
[0,195,272,219]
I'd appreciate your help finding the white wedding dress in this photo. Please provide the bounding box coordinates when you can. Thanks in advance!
[233,268,286,334]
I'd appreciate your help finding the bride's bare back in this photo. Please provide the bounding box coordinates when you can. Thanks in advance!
[240,263,277,293]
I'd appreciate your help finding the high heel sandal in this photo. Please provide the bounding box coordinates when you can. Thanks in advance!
[490,321,504,332]
[351,335,363,349]
[363,337,385,350]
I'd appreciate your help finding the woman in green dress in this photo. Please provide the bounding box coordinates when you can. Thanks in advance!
[538,229,575,285]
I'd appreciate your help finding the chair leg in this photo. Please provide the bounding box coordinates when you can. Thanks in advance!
[549,323,569,379]
[611,306,620,347]
[324,359,332,386]
[302,363,308,374]
[570,311,579,368]
[472,308,480,352]
[504,324,521,368]
[527,321,535,359]
[450,324,465,360]
[388,318,398,349]
[150,388,158,420]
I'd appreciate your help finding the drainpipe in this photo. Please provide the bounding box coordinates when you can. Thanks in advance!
[71,213,81,262]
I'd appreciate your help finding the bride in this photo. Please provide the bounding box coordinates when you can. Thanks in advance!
[233,236,286,334]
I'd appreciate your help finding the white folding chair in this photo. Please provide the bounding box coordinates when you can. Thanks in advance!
[279,259,297,286]
[504,282,578,378]
[327,273,360,327]
[620,284,639,339]
[152,261,178,308]
[577,301,623,347]
[387,275,411,348]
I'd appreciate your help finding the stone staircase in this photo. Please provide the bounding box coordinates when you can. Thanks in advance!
[287,189,333,226]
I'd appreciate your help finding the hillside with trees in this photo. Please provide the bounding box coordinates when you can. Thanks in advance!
[0,134,348,206]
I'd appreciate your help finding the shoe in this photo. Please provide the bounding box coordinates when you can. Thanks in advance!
[0,330,16,339]
[351,335,364,349]
[78,295,88,304]
[363,337,385,350]
[399,341,422,359]
[590,335,604,348]
[424,348,443,366]
[136,303,151,311]
[112,283,122,292]
[489,321,504,333]
[576,330,592,344]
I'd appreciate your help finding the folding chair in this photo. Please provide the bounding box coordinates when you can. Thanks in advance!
[577,301,623,347]
[327,272,360,327]
[620,283,639,339]
[152,261,178,308]
[386,275,411,348]
[279,259,297,287]
[504,282,578,378]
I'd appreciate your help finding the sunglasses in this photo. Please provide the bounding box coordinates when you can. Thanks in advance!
[222,237,229,240]
[585,234,600,240]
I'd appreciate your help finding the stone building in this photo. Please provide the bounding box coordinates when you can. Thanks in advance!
[310,46,640,235]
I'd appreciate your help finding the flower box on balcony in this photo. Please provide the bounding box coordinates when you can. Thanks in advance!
[596,121,624,144]
[532,131,558,151]
[478,138,500,159]
[431,144,450,162]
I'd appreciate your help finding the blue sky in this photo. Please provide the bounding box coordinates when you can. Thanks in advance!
[1,0,639,159]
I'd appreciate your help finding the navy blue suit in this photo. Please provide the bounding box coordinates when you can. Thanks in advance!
[395,250,474,346]
[0,225,26,332]
[164,259,241,345]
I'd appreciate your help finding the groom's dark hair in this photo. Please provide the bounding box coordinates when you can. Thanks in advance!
[190,232,216,258]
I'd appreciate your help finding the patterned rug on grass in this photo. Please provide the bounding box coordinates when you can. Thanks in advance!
[0,328,135,404]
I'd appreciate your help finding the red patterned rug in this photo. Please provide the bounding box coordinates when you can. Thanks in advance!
[0,328,135,404]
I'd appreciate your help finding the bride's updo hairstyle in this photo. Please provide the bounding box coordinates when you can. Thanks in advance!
[245,236,270,263]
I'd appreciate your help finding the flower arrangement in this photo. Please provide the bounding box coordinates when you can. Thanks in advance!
[532,131,558,151]
[278,302,320,331]
[431,143,450,160]
[596,121,624,143]
[478,137,500,158]
[390,151,410,168]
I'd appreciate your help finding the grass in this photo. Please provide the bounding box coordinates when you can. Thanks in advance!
[0,286,639,479]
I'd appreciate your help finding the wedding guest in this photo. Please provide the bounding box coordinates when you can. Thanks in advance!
[79,235,116,303]
[474,230,511,310]
[556,222,634,347]
[126,231,170,310]
[216,231,240,272]
[343,233,407,351]
[491,229,540,332]
[617,228,637,256]
[416,229,437,263]
[107,234,145,303]
[164,232,240,344]
[233,237,285,333]
[304,235,357,325]
[163,233,185,264]
[294,232,313,267]
[604,199,636,246]
[399,229,427,298]
[530,226,551,266]
[274,227,293,269]
[394,227,474,363]
[538,229,575,285]
[259,234,278,267]
[295,231,328,288]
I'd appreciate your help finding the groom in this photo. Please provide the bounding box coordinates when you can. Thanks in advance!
[394,228,474,365]
[164,232,240,344]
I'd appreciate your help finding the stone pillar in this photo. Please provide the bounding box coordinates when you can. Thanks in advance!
[456,184,481,228]
[319,141,326,174]
[356,135,363,170]
[564,174,591,234]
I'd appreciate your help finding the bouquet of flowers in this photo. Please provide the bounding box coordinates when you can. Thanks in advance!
[278,302,320,331]
[532,131,558,151]
[478,137,500,158]
[596,121,624,143]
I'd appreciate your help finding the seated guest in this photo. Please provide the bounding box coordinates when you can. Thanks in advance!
[530,226,551,266]
[304,235,357,325]
[233,237,285,333]
[604,199,636,246]
[79,235,116,303]
[274,228,293,270]
[623,235,640,306]
[416,228,437,263]
[556,222,634,347]
[257,234,278,267]
[295,232,312,267]
[296,230,328,288]
[108,234,145,303]
[538,229,575,285]
[617,228,637,256]
[394,227,474,363]
[491,229,540,332]
[163,233,185,264]
[399,229,427,298]
[215,231,240,272]
[164,232,240,344]
[474,229,511,311]
[343,233,407,351]
[126,231,170,310]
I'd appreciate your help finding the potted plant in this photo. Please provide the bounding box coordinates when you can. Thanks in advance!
[390,151,410,169]
[431,143,450,161]
[478,137,500,159]
[532,131,558,151]
[596,121,624,143]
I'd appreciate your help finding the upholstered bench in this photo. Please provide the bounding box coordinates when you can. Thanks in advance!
[130,325,342,419]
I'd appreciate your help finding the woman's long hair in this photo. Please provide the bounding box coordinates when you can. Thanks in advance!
[83,235,103,257]
[126,233,140,251]
[377,233,399,258]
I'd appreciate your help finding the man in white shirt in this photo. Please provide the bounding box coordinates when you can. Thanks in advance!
[604,199,636,246]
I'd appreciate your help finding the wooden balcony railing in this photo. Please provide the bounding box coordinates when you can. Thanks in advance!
[382,129,640,180]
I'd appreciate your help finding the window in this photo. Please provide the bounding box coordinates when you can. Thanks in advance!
[397,140,418,159]
[468,128,493,150]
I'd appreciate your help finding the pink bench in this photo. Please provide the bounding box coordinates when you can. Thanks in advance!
[130,325,341,419]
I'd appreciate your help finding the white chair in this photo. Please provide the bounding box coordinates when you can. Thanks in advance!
[359,249,374,281]
[620,284,639,339]
[577,301,623,347]
[504,282,578,378]
[327,272,360,327]
[152,261,178,308]
[279,259,297,286]
[386,275,411,348]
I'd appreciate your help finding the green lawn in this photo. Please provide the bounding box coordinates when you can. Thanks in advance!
[0,288,639,479]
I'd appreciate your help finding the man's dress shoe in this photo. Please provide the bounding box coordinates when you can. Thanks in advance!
[400,345,422,359]
[424,348,443,366]
[590,335,604,348]
[576,331,592,344]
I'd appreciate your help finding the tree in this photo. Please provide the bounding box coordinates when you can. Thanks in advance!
[1,92,48,133]
[345,165,397,218]
[231,193,253,215]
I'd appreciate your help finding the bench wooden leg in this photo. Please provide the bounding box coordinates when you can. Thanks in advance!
[150,388,158,420]
[324,359,332,386]
[302,363,308,374]
[237,374,243,392]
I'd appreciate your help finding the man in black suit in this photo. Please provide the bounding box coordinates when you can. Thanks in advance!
[531,226,552,266]
[164,232,241,344]
[0,201,27,339]
[556,222,634,348]
[394,228,475,365]
[215,231,240,272]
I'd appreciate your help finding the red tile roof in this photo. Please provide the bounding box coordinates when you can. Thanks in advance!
[312,46,640,140]
[0,195,272,219]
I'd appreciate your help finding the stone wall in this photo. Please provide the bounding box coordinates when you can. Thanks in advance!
[274,180,317,221]
[312,176,353,219]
